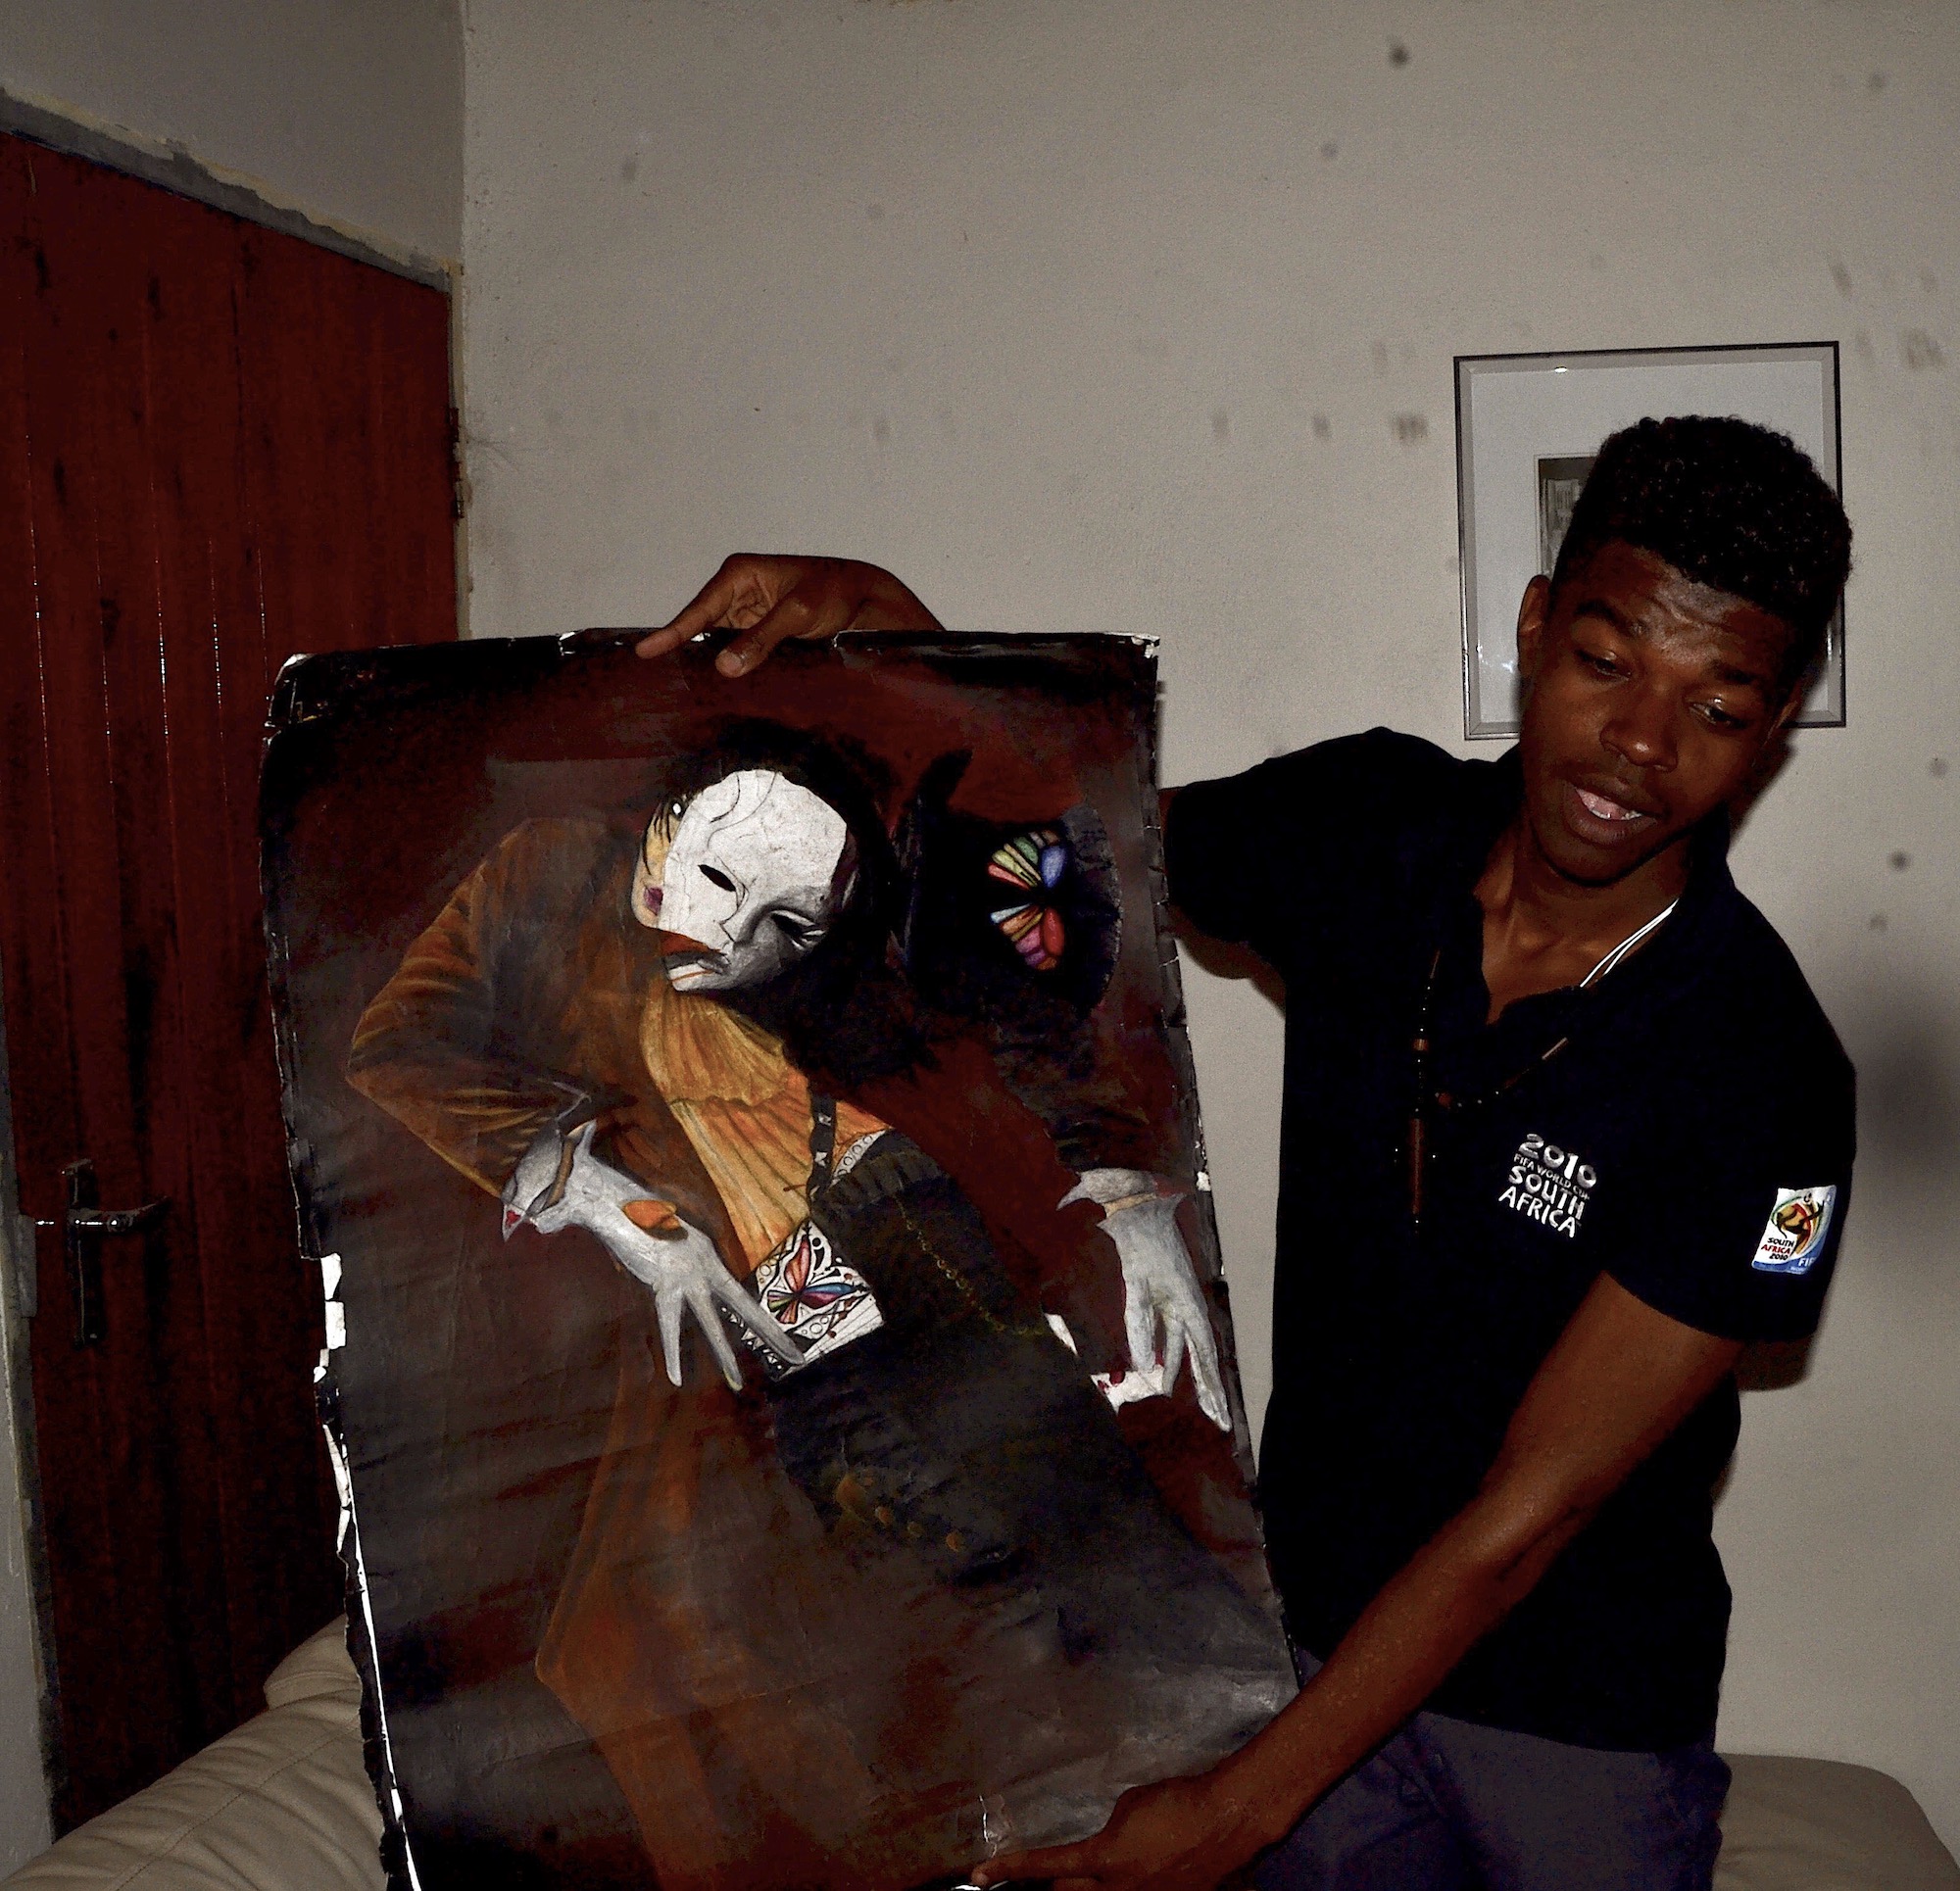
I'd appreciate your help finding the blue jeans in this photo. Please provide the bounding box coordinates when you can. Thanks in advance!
[1253,1664,1729,1891]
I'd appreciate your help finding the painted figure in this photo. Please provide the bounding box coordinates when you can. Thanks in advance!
[346,721,1293,1891]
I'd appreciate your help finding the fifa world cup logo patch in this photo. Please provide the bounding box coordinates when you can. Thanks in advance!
[1497,1131,1597,1240]
[1751,1186,1838,1275]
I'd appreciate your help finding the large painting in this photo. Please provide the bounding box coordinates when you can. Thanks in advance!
[263,631,1295,1891]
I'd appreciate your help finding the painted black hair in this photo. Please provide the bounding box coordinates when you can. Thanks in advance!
[1550,414,1852,693]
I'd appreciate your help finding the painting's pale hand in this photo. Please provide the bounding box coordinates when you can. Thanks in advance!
[607,1209,797,1392]
[1061,1172,1231,1430]
[504,1121,804,1389]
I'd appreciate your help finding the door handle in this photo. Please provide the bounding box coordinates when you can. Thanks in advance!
[33,1159,169,1347]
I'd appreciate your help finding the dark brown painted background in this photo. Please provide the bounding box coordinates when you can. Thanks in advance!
[0,131,458,1828]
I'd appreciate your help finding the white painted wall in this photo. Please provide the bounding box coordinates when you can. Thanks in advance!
[0,0,463,267]
[0,3,464,1867]
[462,0,1960,1850]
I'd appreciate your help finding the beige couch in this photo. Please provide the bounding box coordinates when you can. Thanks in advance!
[8,1624,1956,1889]
[5,1624,380,1891]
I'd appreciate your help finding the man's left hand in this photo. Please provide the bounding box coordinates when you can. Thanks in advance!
[634,554,942,674]
[971,1768,1269,1891]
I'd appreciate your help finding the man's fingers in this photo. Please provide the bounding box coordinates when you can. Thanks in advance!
[631,619,699,660]
[635,555,939,670]
[716,582,859,676]
[973,1840,1100,1886]
[634,561,752,659]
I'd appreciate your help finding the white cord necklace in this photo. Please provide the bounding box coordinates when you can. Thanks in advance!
[1579,899,1679,988]
[1405,896,1679,1224]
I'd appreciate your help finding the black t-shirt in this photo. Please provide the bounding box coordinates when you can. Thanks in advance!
[1165,729,1855,1751]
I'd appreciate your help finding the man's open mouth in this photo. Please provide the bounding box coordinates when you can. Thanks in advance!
[1576,787,1644,822]
[1564,780,1663,839]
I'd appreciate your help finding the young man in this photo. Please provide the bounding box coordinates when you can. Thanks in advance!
[636,415,1855,1891]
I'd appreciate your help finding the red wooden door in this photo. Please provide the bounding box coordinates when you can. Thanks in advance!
[0,132,458,1828]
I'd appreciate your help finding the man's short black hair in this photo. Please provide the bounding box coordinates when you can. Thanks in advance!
[1550,414,1852,693]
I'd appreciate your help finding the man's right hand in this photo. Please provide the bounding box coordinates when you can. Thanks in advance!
[635,555,942,676]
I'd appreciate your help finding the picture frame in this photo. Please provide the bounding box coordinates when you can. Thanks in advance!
[1454,343,1844,740]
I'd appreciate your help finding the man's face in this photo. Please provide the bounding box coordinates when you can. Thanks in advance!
[1514,540,1800,888]
[632,770,852,992]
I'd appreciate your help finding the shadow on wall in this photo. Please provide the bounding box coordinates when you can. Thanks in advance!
[1174,921,1287,1015]
[1849,979,1960,1188]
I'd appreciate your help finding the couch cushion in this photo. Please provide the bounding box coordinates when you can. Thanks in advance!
[1717,1753,1960,1891]
[1,1672,381,1891]
[261,1620,361,1712]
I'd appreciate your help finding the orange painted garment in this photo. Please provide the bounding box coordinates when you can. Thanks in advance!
[640,969,888,1275]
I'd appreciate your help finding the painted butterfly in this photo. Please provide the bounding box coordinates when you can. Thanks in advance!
[764,1233,855,1329]
[988,828,1069,972]
[739,1224,883,1368]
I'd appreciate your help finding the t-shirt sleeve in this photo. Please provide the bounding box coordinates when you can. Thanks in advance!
[1164,728,1448,964]
[1596,1032,1855,1344]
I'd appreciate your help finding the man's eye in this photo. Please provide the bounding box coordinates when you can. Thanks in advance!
[1577,648,1620,676]
[771,914,813,944]
[699,864,737,891]
[1696,702,1746,730]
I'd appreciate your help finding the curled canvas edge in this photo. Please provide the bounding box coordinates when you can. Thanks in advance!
[314,1269,426,1891]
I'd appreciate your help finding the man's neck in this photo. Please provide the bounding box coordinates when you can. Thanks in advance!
[1474,816,1690,1019]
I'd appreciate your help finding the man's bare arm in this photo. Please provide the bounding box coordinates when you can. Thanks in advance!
[634,553,942,674]
[974,1274,1742,1890]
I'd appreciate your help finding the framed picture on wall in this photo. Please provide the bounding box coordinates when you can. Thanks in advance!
[1454,342,1844,740]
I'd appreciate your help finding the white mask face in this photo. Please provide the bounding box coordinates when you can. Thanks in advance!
[639,769,852,993]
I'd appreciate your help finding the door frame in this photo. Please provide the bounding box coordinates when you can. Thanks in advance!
[0,954,56,1867]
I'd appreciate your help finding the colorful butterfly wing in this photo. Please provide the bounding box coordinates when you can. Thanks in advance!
[991,901,1063,972]
[988,829,1067,971]
[987,829,1061,888]
[770,1230,863,1326]
[763,1235,812,1318]
[786,1280,856,1316]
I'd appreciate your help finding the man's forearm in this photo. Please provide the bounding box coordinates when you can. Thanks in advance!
[1208,1485,1588,1850]
[1212,1276,1741,1854]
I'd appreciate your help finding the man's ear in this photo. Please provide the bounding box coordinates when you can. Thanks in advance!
[1515,574,1553,688]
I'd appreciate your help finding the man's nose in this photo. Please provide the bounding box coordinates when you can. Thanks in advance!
[1600,686,1678,773]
